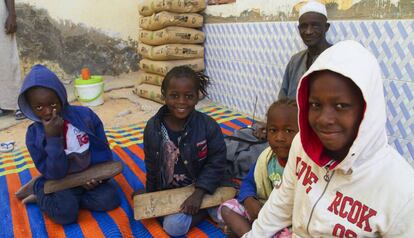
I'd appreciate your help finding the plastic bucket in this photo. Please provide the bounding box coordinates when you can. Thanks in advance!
[74,76,104,107]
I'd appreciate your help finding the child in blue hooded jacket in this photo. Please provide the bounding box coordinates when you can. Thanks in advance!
[18,65,120,224]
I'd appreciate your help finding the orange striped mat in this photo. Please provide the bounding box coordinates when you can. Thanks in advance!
[0,106,252,237]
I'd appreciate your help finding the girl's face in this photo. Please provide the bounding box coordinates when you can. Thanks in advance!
[164,76,199,121]
[308,71,364,160]
[26,87,62,121]
[267,105,298,160]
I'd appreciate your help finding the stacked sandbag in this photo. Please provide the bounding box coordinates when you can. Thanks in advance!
[140,58,204,75]
[140,11,203,30]
[136,0,206,104]
[138,43,204,60]
[139,0,206,16]
[139,27,205,45]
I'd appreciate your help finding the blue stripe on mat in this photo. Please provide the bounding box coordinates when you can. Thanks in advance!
[91,211,121,237]
[112,152,145,191]
[63,222,84,238]
[219,123,236,133]
[0,175,13,237]
[229,118,251,128]
[19,169,48,238]
[196,221,226,238]
[113,183,153,238]
[122,147,147,173]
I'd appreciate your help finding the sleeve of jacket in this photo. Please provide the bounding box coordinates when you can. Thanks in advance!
[237,162,257,203]
[143,122,157,192]
[277,59,292,99]
[90,108,113,162]
[242,135,299,238]
[26,124,68,180]
[383,196,414,237]
[195,118,226,194]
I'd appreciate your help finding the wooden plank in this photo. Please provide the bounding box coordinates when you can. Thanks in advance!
[44,161,123,194]
[134,186,236,220]
[15,161,123,201]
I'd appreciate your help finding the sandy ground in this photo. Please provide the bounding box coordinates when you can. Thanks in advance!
[0,72,217,151]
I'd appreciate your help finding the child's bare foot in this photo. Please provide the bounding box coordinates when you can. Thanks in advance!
[222,225,238,238]
[22,194,37,204]
[15,176,40,200]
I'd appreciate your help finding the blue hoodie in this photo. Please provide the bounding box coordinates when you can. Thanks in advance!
[18,65,112,179]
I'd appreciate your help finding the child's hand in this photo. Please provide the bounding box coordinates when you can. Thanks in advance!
[243,197,263,221]
[180,188,205,215]
[42,109,64,137]
[5,14,17,34]
[252,122,267,141]
[83,179,102,190]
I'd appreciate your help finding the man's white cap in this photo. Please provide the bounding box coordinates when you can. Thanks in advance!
[299,1,327,18]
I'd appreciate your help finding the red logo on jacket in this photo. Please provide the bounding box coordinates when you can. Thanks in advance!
[328,191,377,235]
[76,134,89,147]
[296,157,319,193]
[196,140,208,160]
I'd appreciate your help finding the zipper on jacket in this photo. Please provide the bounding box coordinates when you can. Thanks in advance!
[178,131,196,179]
[306,167,335,234]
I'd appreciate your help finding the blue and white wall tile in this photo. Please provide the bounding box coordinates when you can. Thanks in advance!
[204,20,414,165]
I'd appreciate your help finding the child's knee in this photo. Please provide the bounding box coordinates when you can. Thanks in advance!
[81,182,120,211]
[163,213,192,237]
[220,205,245,224]
[220,206,233,219]
[47,194,79,224]
[50,208,79,225]
[99,184,120,210]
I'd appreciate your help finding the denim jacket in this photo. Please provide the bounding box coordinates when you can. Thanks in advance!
[144,105,227,194]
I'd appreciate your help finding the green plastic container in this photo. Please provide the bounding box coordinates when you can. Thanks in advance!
[74,75,104,106]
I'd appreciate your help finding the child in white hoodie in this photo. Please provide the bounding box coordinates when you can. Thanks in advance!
[243,40,414,237]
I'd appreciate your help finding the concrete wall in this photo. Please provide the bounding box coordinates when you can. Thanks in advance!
[14,0,140,79]
[16,0,139,40]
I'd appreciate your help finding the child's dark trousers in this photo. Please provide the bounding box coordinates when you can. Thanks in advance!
[33,177,120,225]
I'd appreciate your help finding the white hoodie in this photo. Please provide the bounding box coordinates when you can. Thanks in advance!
[243,40,414,238]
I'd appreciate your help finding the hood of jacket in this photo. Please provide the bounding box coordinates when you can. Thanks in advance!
[18,64,68,122]
[296,40,387,173]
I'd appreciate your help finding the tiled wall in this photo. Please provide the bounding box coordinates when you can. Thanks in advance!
[204,20,414,166]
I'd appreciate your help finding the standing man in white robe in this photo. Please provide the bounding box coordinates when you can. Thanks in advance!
[1,0,24,120]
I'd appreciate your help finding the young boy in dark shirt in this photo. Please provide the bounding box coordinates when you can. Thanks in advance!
[18,65,120,224]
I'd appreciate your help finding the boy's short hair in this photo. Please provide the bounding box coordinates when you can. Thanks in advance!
[267,98,297,118]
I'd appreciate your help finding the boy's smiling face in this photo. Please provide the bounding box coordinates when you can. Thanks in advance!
[308,71,364,160]
[26,87,62,121]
